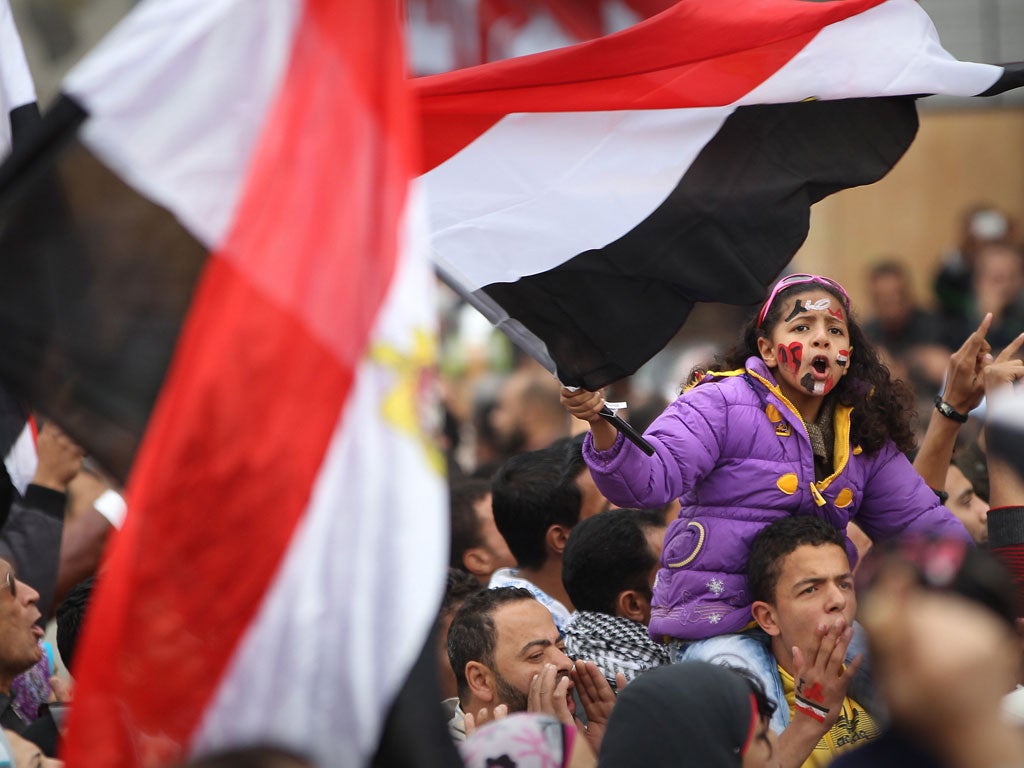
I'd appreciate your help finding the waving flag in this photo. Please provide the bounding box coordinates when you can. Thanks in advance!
[416,0,1024,389]
[0,0,450,766]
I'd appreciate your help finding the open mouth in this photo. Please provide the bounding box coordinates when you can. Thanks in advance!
[810,356,829,379]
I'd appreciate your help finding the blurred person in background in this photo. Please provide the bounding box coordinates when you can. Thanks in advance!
[960,243,1024,350]
[934,204,1015,327]
[489,363,571,460]
[940,243,1024,352]
[864,259,949,393]
[833,538,1022,768]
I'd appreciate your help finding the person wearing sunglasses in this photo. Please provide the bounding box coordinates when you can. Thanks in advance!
[562,273,970,726]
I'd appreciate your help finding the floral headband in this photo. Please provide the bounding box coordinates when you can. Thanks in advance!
[756,273,852,328]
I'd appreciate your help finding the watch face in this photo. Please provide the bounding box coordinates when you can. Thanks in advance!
[936,399,966,422]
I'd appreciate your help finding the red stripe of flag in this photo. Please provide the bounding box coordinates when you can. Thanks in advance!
[415,0,887,170]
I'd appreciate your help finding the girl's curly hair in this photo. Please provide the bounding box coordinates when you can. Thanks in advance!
[705,282,918,454]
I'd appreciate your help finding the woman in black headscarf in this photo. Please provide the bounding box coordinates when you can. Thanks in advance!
[600,661,779,768]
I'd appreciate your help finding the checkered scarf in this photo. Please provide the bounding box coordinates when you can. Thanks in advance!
[563,611,670,685]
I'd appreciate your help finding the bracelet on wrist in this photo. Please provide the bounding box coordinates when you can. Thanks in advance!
[934,396,969,423]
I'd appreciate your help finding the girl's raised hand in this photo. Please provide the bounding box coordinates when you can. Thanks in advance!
[560,387,607,424]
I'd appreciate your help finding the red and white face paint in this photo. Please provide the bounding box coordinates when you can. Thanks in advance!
[776,342,803,375]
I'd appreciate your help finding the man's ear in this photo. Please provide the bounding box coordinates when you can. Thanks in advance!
[751,600,780,637]
[465,661,495,703]
[547,524,572,556]
[462,548,491,580]
[616,590,650,624]
[756,335,777,367]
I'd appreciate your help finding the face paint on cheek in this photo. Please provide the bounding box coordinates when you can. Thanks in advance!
[836,350,849,368]
[777,342,803,374]
[800,373,826,394]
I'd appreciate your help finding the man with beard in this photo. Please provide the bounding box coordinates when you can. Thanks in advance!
[489,366,570,459]
[444,587,576,742]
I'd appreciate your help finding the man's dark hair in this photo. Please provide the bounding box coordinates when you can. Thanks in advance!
[56,576,94,673]
[447,587,535,700]
[548,434,587,481]
[449,478,492,570]
[747,517,847,604]
[442,567,484,615]
[563,509,664,616]
[491,445,583,569]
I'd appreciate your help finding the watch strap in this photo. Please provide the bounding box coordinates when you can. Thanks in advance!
[934,396,969,423]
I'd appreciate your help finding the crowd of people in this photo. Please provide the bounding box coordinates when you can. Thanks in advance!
[0,206,1018,767]
[440,205,1024,768]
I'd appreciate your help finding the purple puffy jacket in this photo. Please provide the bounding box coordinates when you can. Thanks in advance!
[583,356,970,641]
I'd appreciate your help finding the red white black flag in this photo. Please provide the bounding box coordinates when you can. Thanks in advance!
[416,0,1023,388]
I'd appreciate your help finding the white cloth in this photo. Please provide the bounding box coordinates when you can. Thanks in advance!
[487,568,573,632]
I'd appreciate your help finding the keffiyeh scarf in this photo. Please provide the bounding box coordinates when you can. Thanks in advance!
[563,611,670,685]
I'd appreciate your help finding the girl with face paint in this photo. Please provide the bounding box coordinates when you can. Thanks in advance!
[561,273,972,735]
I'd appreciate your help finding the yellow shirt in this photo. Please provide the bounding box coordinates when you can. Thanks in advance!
[779,665,880,768]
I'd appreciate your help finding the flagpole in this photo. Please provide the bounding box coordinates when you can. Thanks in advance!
[598,404,655,455]
[435,267,655,455]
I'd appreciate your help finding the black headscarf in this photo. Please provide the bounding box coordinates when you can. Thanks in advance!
[600,662,758,768]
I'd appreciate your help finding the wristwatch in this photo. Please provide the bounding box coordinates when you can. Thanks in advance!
[934,396,969,423]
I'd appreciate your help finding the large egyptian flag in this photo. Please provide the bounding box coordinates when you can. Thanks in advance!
[416,0,1024,389]
[0,1,452,766]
